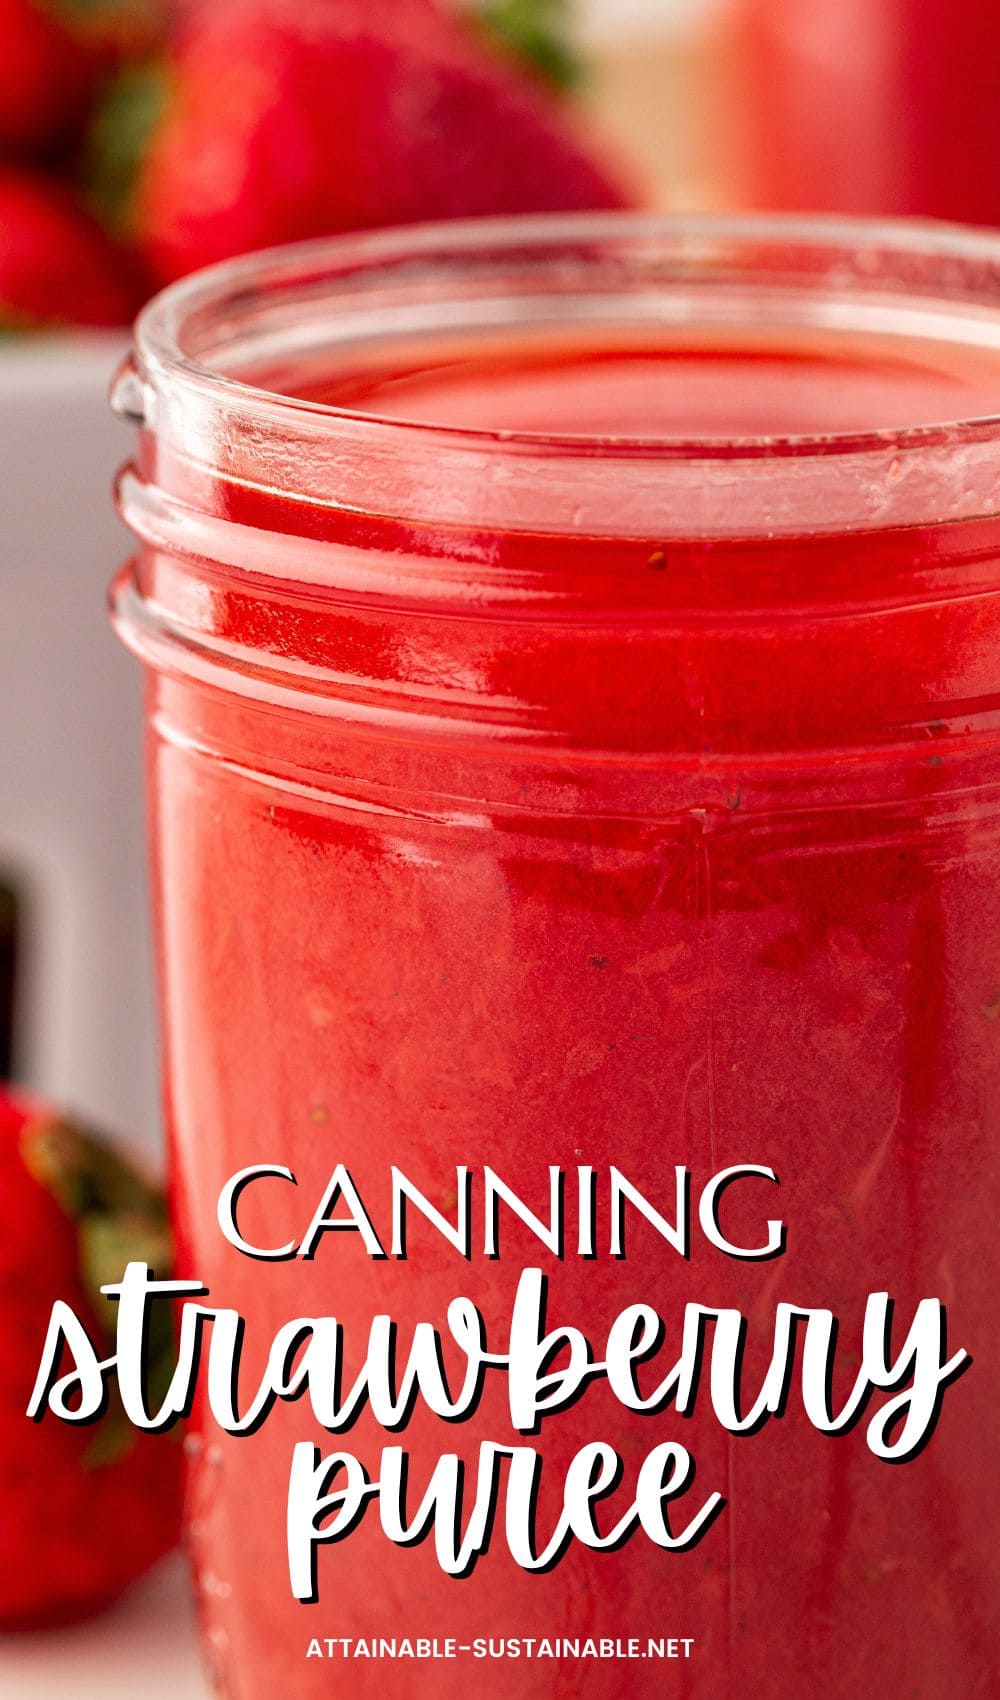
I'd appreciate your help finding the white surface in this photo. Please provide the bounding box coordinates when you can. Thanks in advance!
[0,1556,211,1698]
[0,335,161,1153]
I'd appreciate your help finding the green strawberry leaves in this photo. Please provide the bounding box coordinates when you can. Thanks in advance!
[474,0,582,90]
[21,1113,177,1461]
[83,57,166,232]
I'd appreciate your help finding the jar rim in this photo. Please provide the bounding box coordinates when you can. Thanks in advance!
[131,209,1000,460]
[114,214,1000,765]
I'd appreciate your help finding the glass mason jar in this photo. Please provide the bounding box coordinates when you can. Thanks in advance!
[111,215,1000,1700]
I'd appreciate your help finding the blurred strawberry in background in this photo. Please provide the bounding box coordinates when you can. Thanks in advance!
[0,1085,182,1629]
[0,0,633,329]
[122,0,628,283]
[74,0,166,73]
[0,1,164,158]
[0,166,139,326]
[0,0,95,157]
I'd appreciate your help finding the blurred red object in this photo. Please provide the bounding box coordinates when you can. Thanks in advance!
[80,0,166,78]
[738,0,1000,225]
[0,0,627,322]
[0,1085,183,1630]
[0,167,140,326]
[0,0,95,157]
[124,0,631,284]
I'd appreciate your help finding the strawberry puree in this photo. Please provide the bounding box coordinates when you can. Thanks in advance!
[113,224,1000,1699]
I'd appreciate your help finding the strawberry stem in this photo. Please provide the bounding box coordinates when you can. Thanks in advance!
[83,58,167,232]
[20,1114,177,1449]
[473,0,583,90]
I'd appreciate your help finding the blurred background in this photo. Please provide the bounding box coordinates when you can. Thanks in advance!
[3,0,1000,1680]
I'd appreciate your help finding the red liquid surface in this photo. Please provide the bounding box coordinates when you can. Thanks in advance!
[262,320,1000,437]
[141,324,1000,1699]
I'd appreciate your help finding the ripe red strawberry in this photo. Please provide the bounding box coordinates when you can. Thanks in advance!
[0,0,95,157]
[123,0,631,284]
[0,1086,183,1629]
[0,168,140,327]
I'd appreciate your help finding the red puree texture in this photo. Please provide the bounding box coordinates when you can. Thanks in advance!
[140,326,1000,1699]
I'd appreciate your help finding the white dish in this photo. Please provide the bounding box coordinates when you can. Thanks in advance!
[0,335,160,1153]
